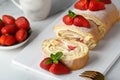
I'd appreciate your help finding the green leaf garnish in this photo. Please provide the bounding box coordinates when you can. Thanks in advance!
[45,58,53,64]
[53,60,59,64]
[48,52,63,64]
[28,28,32,35]
[55,52,63,60]
[68,10,76,18]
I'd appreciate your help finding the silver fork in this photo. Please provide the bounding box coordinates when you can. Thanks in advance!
[80,71,104,80]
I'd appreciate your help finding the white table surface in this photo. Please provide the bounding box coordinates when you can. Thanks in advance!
[0,0,120,80]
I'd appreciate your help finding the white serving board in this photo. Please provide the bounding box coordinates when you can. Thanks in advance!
[12,1,120,80]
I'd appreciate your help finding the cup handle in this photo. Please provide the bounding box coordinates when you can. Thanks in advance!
[11,0,22,9]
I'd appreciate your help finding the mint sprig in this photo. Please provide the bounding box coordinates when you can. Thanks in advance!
[45,58,53,64]
[45,52,63,64]
[68,10,76,18]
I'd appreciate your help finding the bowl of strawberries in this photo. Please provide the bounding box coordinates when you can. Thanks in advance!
[0,14,32,50]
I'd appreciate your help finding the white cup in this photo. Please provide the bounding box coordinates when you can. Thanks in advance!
[11,0,76,21]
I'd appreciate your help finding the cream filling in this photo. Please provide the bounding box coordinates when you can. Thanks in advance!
[56,20,97,49]
[57,20,97,33]
[44,39,88,60]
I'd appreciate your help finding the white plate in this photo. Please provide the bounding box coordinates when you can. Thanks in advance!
[0,30,32,50]
[12,2,120,80]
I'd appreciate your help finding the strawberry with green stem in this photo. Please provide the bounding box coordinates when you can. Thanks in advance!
[63,10,90,28]
[40,52,70,74]
[63,10,76,25]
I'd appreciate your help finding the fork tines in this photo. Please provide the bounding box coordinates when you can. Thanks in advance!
[80,71,104,80]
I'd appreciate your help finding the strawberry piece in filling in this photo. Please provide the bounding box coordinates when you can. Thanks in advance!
[68,45,76,50]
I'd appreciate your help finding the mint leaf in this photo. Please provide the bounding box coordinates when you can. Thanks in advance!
[50,52,63,64]
[45,58,53,64]
[55,52,63,60]
[53,60,59,64]
[68,10,76,18]
[50,54,55,60]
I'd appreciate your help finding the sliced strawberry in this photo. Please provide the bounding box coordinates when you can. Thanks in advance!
[2,15,15,25]
[49,62,70,74]
[103,0,111,4]
[73,15,90,28]
[40,52,71,74]
[74,0,89,10]
[63,15,73,25]
[68,45,76,50]
[89,0,105,11]
[40,57,53,70]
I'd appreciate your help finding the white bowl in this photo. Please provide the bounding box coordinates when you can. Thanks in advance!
[0,30,32,50]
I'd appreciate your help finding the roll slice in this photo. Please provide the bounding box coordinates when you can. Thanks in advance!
[54,20,101,49]
[73,3,119,37]
[42,38,89,70]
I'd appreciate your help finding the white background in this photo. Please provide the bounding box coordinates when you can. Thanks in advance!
[0,0,120,80]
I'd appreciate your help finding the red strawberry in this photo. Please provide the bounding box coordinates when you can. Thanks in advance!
[0,35,16,46]
[1,25,18,35]
[40,57,53,70]
[15,17,30,31]
[68,45,76,50]
[49,62,70,74]
[89,0,105,11]
[73,15,90,28]
[74,0,89,10]
[63,15,73,25]
[40,52,71,74]
[15,28,28,43]
[103,0,111,4]
[63,10,76,25]
[2,15,15,25]
[0,19,4,31]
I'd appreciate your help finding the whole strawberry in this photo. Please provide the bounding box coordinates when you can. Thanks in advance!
[63,15,73,25]
[15,28,28,43]
[63,10,76,25]
[15,17,30,31]
[2,15,15,25]
[1,25,18,35]
[0,35,16,46]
